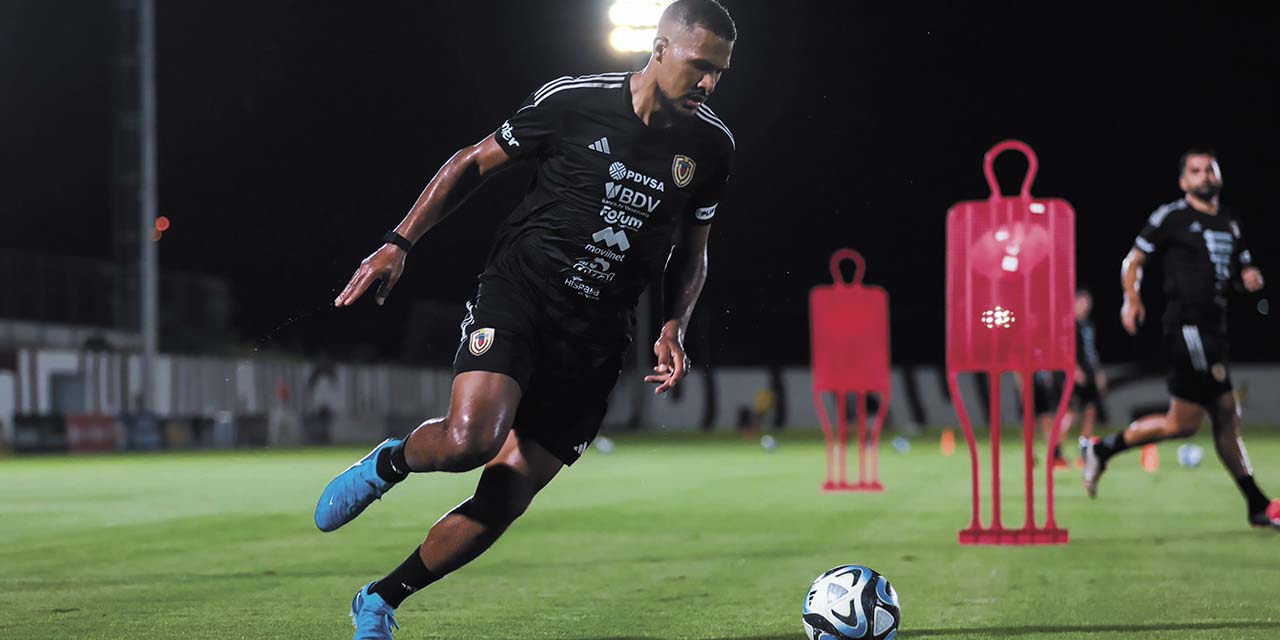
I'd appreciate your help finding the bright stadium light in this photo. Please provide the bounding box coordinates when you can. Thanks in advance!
[609,0,672,52]
[609,0,669,27]
[610,27,656,53]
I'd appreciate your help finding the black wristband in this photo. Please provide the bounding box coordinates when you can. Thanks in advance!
[382,230,413,253]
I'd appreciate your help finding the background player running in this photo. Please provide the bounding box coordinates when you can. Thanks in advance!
[1081,148,1279,530]
[313,2,737,637]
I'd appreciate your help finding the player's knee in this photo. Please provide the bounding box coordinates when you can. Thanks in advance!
[1167,419,1200,439]
[441,415,505,470]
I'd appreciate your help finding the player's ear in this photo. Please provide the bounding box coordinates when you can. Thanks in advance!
[653,36,669,62]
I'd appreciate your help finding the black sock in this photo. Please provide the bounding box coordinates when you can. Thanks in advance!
[376,441,411,484]
[1053,444,1063,460]
[369,546,442,608]
[1236,475,1271,515]
[1094,432,1131,463]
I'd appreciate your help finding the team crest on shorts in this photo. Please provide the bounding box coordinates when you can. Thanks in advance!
[672,155,696,188]
[469,328,495,356]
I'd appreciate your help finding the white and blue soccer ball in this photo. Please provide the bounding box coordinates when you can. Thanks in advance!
[594,436,614,454]
[802,565,900,640]
[1177,444,1204,468]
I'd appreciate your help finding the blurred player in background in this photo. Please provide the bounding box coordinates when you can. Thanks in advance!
[1070,288,1106,446]
[312,1,737,637]
[1081,148,1279,530]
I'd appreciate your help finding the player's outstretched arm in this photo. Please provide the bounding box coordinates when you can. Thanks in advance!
[1120,248,1147,335]
[334,135,511,307]
[647,223,711,395]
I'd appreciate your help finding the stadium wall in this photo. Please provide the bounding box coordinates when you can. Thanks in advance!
[2,346,1278,452]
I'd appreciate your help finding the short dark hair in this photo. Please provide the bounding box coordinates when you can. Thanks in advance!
[662,0,736,41]
[1179,147,1217,175]
[1075,287,1092,298]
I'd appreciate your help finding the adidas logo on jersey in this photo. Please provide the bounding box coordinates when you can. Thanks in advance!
[1189,221,1203,232]
[588,137,612,154]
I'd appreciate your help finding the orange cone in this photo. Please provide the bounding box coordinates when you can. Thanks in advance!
[941,428,956,456]
[1140,444,1159,473]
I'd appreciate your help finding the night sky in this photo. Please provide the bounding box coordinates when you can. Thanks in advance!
[3,1,1278,367]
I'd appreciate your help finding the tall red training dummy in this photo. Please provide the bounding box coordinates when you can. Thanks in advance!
[946,140,1075,544]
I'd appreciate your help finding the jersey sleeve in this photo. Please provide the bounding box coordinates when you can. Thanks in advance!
[492,82,567,161]
[1230,218,1253,269]
[1133,206,1173,255]
[686,149,733,226]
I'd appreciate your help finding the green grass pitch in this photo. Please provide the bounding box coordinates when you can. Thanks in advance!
[2,429,1278,639]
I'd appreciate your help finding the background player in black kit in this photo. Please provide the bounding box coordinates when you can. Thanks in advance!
[1081,149,1279,530]
[1070,288,1107,446]
[1031,289,1108,471]
[311,1,736,637]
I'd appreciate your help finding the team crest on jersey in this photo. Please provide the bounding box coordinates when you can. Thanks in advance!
[469,328,495,356]
[672,155,696,188]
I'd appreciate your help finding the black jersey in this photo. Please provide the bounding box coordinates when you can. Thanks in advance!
[1133,198,1253,334]
[1076,318,1100,378]
[484,72,734,346]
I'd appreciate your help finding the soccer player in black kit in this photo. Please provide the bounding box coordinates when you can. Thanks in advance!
[312,2,736,637]
[1081,149,1279,531]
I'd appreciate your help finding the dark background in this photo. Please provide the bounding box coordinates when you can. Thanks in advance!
[3,1,1277,366]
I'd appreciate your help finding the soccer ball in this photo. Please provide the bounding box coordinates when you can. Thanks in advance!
[1177,444,1204,468]
[802,565,900,640]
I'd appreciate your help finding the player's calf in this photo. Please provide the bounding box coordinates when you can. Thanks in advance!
[362,468,537,611]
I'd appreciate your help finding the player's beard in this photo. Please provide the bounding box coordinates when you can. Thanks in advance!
[1192,183,1220,200]
[658,84,702,118]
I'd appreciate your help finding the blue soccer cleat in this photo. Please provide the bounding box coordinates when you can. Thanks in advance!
[350,582,399,640]
[315,438,402,532]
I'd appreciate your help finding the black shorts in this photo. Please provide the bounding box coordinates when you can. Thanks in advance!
[1032,371,1066,416]
[453,277,624,466]
[1072,377,1100,407]
[1165,325,1232,408]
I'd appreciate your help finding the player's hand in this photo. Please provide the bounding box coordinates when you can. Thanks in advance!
[1096,370,1108,392]
[1074,366,1086,385]
[334,244,407,307]
[1120,297,1145,336]
[646,323,689,395]
[1242,267,1265,292]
